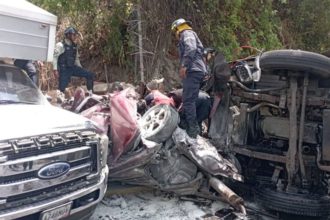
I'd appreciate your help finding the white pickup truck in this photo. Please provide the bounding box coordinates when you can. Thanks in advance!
[0,1,108,219]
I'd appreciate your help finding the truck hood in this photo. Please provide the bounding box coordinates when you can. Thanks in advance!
[0,105,93,140]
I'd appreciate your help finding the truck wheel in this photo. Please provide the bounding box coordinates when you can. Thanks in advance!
[260,50,330,78]
[140,104,179,143]
[255,187,330,217]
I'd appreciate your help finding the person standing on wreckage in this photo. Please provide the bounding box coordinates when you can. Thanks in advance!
[171,18,207,138]
[53,27,95,94]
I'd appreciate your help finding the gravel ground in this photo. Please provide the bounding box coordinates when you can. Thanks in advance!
[91,191,231,220]
[90,190,323,220]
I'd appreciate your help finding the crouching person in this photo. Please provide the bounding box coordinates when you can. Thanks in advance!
[53,27,95,93]
[144,78,175,107]
[168,89,211,135]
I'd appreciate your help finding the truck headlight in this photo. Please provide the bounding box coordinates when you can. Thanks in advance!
[99,134,109,168]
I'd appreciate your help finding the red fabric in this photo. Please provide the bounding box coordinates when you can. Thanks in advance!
[152,90,175,107]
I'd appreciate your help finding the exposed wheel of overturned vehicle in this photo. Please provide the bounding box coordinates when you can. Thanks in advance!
[255,187,330,217]
[140,104,179,143]
[260,50,330,78]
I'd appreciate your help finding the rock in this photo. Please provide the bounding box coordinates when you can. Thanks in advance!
[120,199,127,209]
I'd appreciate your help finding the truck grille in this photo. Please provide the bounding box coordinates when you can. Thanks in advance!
[0,130,100,212]
[0,130,96,160]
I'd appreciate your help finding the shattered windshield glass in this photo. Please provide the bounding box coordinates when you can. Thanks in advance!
[0,65,47,105]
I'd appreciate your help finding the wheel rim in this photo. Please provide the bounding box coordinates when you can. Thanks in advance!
[142,107,167,136]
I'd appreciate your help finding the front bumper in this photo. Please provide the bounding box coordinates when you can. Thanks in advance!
[0,166,108,220]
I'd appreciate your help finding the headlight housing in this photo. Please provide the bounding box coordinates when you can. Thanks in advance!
[99,134,109,168]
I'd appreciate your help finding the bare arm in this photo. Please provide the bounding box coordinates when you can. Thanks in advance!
[53,42,65,70]
[75,49,82,67]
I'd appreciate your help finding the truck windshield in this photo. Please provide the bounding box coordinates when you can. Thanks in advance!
[0,65,47,105]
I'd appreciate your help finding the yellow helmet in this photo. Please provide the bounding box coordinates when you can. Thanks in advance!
[171,18,191,32]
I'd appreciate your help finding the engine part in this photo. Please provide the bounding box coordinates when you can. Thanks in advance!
[233,61,253,83]
[322,109,330,161]
[254,73,288,91]
[232,103,248,145]
[229,79,287,93]
[247,102,281,112]
[260,116,319,144]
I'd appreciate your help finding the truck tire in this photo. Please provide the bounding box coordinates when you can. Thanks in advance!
[260,50,330,78]
[255,187,330,217]
[140,104,179,143]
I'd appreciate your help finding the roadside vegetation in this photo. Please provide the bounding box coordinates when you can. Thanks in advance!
[30,0,330,88]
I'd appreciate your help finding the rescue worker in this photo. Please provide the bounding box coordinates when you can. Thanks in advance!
[53,27,94,93]
[14,59,41,86]
[168,89,211,133]
[171,18,207,138]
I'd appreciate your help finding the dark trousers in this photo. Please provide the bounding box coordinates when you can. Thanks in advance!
[196,91,211,123]
[59,65,94,92]
[182,71,204,123]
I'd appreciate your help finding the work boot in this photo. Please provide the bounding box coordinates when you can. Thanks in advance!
[178,113,188,129]
[186,121,200,138]
[179,118,188,130]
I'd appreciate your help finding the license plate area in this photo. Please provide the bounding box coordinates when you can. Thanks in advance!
[40,202,72,220]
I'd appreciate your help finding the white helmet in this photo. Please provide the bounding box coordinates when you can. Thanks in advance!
[171,18,191,32]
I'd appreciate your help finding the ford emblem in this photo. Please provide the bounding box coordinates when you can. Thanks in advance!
[38,162,70,179]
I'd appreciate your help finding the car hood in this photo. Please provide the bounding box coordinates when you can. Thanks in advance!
[0,104,93,140]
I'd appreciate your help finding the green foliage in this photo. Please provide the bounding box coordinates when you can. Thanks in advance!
[275,0,330,52]
[30,0,132,66]
[199,0,282,60]
[29,0,330,80]
[30,0,94,18]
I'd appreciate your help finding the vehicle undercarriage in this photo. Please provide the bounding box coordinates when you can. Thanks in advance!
[209,50,330,217]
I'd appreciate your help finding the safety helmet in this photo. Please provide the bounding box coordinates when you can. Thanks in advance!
[203,47,216,56]
[171,18,191,32]
[64,27,78,36]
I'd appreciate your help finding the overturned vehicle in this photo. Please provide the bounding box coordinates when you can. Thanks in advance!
[72,49,330,217]
[207,49,330,217]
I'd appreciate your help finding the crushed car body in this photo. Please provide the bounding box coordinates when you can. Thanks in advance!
[67,49,330,218]
[69,86,246,214]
